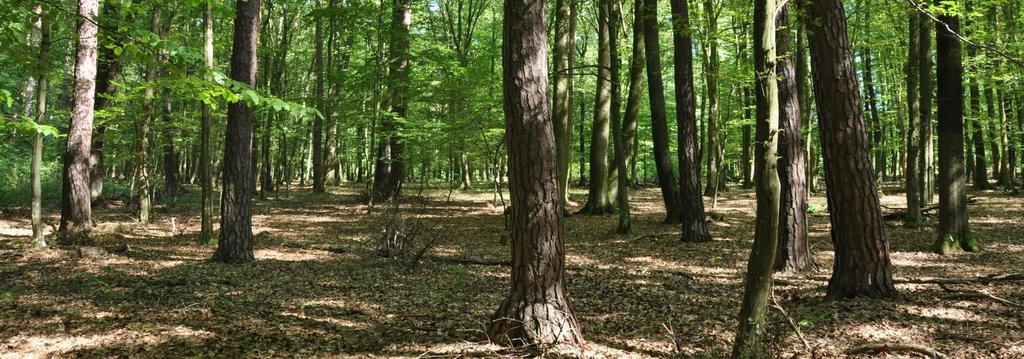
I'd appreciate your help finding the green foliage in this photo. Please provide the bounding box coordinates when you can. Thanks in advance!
[0,148,61,207]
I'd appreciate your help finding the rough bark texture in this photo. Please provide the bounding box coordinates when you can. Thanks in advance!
[213,0,261,263]
[199,0,215,245]
[59,0,100,240]
[774,7,814,272]
[733,0,779,354]
[668,0,711,242]
[934,12,976,254]
[580,0,614,215]
[905,12,923,225]
[641,0,682,224]
[801,0,895,299]
[487,0,582,346]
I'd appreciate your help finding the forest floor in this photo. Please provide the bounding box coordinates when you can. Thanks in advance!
[1,182,1023,358]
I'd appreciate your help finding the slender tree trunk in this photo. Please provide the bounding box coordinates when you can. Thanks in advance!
[30,6,49,248]
[669,0,712,242]
[986,88,1001,182]
[162,86,179,200]
[801,0,895,299]
[733,0,779,354]
[615,0,645,208]
[934,9,976,254]
[998,91,1013,186]
[775,6,814,272]
[487,0,582,345]
[863,48,883,182]
[135,7,163,224]
[213,0,261,263]
[59,0,100,240]
[702,0,723,198]
[610,0,629,233]
[374,0,411,200]
[89,3,127,202]
[580,0,613,215]
[905,12,923,225]
[312,0,326,193]
[553,0,575,211]
[199,0,215,245]
[741,90,754,189]
[797,24,816,194]
[641,0,682,224]
[919,13,935,205]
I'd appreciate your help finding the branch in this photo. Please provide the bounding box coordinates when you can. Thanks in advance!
[907,0,1024,70]
[845,343,948,358]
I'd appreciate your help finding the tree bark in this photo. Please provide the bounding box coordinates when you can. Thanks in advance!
[610,0,630,234]
[374,0,411,201]
[905,11,923,225]
[801,0,895,299]
[580,0,614,215]
[919,13,935,205]
[702,0,723,198]
[312,0,326,193]
[669,0,711,242]
[797,24,816,194]
[199,0,215,245]
[775,7,814,272]
[135,7,163,224]
[641,0,682,224]
[30,6,49,248]
[89,2,128,202]
[487,0,582,346]
[934,8,976,254]
[612,0,644,209]
[59,0,100,240]
[213,0,261,263]
[553,0,575,210]
[733,0,779,354]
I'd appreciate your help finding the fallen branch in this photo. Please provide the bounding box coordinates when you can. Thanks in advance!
[901,273,1024,285]
[844,343,948,358]
[770,293,812,353]
[937,283,1022,307]
[432,256,510,266]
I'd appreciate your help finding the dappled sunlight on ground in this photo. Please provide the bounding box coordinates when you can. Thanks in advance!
[0,183,1021,357]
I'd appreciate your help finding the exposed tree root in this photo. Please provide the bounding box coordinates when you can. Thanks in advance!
[844,343,948,358]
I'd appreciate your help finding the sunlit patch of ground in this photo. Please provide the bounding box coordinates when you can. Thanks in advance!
[0,182,1022,357]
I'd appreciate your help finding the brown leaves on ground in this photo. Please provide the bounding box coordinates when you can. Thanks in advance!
[0,184,1022,358]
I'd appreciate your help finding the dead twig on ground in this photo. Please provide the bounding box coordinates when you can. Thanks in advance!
[770,292,813,353]
[937,283,1022,307]
[844,342,948,358]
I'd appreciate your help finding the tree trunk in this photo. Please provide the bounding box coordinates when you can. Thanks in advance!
[733,0,780,354]
[487,0,582,346]
[801,0,895,299]
[905,11,923,225]
[199,0,215,245]
[774,7,814,272]
[669,0,712,242]
[610,0,629,234]
[312,0,326,193]
[741,90,754,189]
[89,2,127,202]
[797,24,816,194]
[919,13,935,205]
[863,47,883,182]
[553,0,575,211]
[59,0,100,240]
[135,7,163,224]
[986,88,1001,182]
[702,0,723,199]
[641,0,683,224]
[162,87,179,200]
[613,0,645,208]
[580,0,614,215]
[213,0,261,263]
[30,6,49,248]
[998,91,1013,186]
[374,0,411,201]
[934,9,976,254]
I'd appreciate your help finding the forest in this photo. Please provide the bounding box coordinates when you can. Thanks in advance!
[0,0,1022,356]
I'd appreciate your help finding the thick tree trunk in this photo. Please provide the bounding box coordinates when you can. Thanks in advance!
[199,0,215,245]
[89,2,127,202]
[487,0,582,346]
[553,0,575,210]
[641,0,682,224]
[733,0,780,354]
[934,10,976,254]
[580,0,614,215]
[669,0,712,242]
[774,7,814,272]
[213,0,261,263]
[905,12,923,225]
[374,0,411,201]
[59,0,100,240]
[801,0,895,299]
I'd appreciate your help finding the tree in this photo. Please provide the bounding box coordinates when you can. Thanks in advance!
[486,0,582,346]
[919,12,935,205]
[552,0,575,211]
[30,5,49,248]
[59,0,101,240]
[702,0,724,198]
[136,7,163,224]
[579,0,614,215]
[199,0,215,245]
[312,0,327,193]
[905,11,923,225]
[732,0,780,354]
[373,0,412,201]
[775,6,814,272]
[213,0,262,263]
[89,2,128,202]
[934,5,978,254]
[610,0,630,234]
[801,0,895,298]
[669,0,712,242]
[641,0,683,224]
